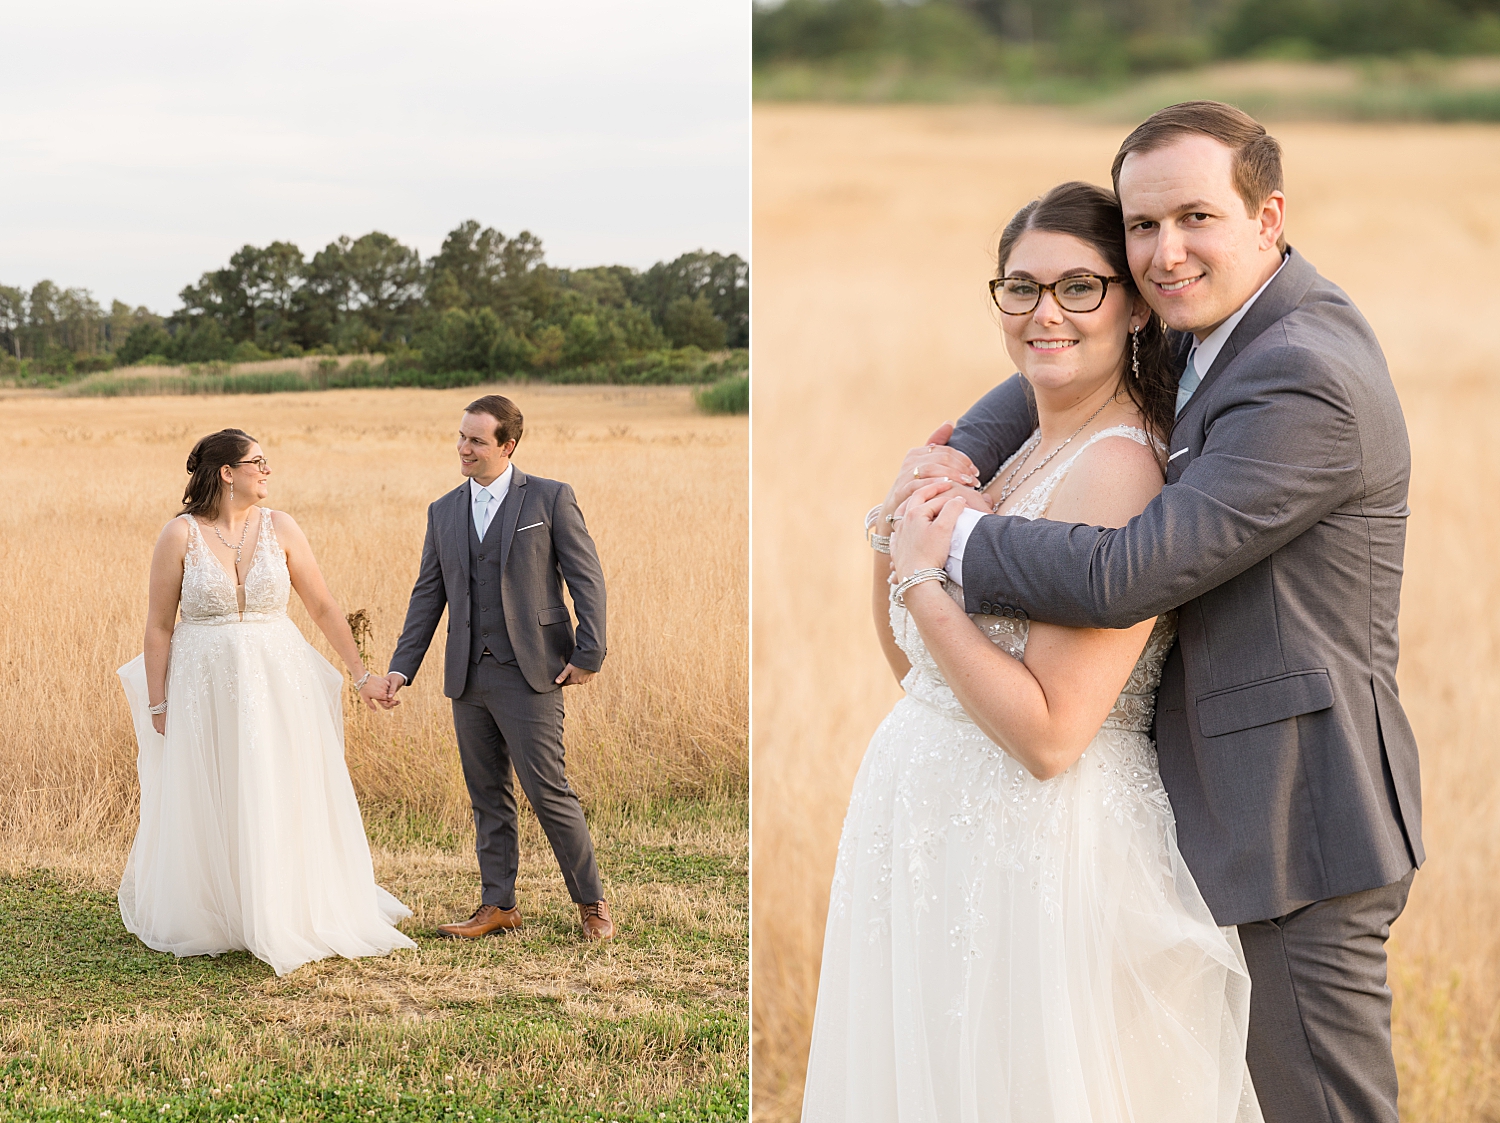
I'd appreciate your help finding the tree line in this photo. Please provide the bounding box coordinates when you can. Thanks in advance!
[754,0,1500,80]
[1,222,748,381]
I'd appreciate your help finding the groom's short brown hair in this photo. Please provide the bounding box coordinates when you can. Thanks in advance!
[465,394,524,450]
[1111,101,1286,251]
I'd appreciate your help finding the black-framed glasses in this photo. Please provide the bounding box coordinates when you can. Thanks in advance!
[233,457,271,473]
[989,274,1130,316]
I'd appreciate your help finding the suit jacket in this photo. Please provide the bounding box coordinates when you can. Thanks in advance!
[949,247,1422,926]
[389,468,607,697]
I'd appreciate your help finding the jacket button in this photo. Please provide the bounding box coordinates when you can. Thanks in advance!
[980,602,992,614]
[478,554,486,561]
[1015,608,1028,621]
[1001,606,1014,618]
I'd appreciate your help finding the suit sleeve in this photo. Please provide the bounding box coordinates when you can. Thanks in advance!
[551,484,607,672]
[387,504,449,685]
[948,374,1037,483]
[960,344,1364,628]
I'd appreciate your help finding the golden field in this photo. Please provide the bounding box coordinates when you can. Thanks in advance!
[752,105,1500,1121]
[0,384,748,1112]
[1,384,746,853]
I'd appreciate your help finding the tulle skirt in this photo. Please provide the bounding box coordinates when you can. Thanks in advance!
[802,693,1262,1123]
[117,616,416,976]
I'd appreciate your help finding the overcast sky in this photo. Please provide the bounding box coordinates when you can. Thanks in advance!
[1,0,749,313]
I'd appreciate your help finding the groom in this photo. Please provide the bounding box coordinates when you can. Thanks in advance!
[382,394,613,941]
[898,102,1420,1122]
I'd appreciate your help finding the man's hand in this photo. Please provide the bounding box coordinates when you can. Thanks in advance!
[375,672,405,710]
[880,422,988,522]
[555,663,596,686]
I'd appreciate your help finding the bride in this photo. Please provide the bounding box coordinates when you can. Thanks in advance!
[801,183,1262,1121]
[117,428,417,976]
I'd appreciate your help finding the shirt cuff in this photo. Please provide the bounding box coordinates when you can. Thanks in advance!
[945,508,984,587]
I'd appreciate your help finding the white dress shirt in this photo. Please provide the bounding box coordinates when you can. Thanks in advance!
[470,463,514,542]
[943,254,1288,585]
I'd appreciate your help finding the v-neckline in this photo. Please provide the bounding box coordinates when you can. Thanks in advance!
[191,511,263,604]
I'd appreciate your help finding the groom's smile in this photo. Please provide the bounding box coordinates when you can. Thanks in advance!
[1117,133,1285,340]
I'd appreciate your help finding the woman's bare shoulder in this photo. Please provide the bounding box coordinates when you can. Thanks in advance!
[1045,429,1165,530]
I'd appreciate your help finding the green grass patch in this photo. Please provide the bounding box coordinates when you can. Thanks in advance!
[693,376,748,416]
[0,799,746,1121]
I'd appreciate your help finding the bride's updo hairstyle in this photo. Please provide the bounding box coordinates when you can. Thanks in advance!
[996,181,1177,447]
[181,428,257,520]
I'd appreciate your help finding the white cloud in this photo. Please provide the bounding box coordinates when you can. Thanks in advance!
[0,0,750,311]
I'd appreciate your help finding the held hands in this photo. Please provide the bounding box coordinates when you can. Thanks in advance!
[890,482,968,583]
[555,663,596,686]
[358,674,397,712]
[880,423,990,526]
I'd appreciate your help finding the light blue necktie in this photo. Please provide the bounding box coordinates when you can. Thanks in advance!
[474,487,493,541]
[1175,349,1202,417]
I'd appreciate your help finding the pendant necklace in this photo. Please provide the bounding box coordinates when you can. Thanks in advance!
[991,395,1115,511]
[211,510,252,570]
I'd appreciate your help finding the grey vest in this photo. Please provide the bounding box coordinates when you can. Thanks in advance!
[468,494,515,664]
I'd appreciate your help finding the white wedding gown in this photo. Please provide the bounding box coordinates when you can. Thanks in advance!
[117,509,416,976]
[803,427,1262,1123]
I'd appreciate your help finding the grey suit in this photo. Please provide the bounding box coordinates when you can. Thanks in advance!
[390,468,607,907]
[949,248,1420,1123]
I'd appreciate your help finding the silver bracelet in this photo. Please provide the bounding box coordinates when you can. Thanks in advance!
[353,671,372,691]
[891,568,949,607]
[865,504,892,554]
[148,699,168,715]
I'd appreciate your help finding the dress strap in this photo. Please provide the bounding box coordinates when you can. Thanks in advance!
[1016,425,1156,520]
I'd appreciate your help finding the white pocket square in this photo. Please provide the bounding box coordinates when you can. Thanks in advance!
[1168,448,1190,462]
[517,521,544,532]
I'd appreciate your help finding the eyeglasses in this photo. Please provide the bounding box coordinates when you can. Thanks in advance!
[989,274,1130,316]
[233,457,271,473]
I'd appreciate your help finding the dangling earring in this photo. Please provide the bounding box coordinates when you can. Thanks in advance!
[1131,327,1141,381]
[229,479,234,503]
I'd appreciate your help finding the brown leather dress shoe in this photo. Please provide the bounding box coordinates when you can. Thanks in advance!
[437,903,522,938]
[579,900,614,941]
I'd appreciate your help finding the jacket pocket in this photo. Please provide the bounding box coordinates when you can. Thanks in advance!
[1196,668,1333,738]
[538,605,570,626]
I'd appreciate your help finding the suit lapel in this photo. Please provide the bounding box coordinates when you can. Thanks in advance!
[1178,248,1318,428]
[498,467,529,574]
[448,483,472,586]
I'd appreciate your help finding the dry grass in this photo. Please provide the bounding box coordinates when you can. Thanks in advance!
[751,104,1500,1122]
[0,384,746,1116]
[0,384,746,857]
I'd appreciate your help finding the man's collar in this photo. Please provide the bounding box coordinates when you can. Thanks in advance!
[469,463,514,498]
[1188,253,1288,373]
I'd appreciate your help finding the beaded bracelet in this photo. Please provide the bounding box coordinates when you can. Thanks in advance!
[147,700,168,715]
[891,567,949,607]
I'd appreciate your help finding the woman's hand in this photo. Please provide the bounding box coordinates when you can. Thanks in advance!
[151,711,166,736]
[878,424,984,529]
[357,676,391,712]
[890,482,968,581]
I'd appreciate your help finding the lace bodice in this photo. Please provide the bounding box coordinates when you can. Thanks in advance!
[893,425,1177,735]
[179,508,291,625]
